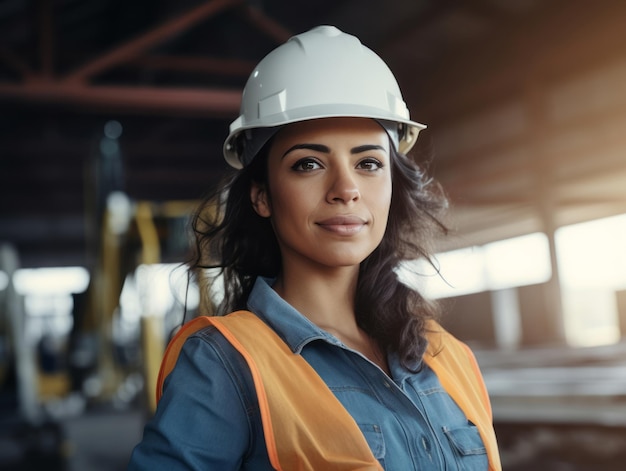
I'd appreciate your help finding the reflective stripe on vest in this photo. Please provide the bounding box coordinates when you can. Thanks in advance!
[157,311,501,471]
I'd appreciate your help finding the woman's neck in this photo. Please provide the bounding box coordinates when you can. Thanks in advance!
[272,264,390,375]
[273,264,359,331]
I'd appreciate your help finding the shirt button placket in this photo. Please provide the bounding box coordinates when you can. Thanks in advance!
[421,435,432,454]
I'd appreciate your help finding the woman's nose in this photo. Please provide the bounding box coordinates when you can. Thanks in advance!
[326,168,360,204]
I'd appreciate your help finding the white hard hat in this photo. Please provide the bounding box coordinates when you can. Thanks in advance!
[223,25,426,168]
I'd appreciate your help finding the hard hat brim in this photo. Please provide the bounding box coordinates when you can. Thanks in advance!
[224,107,426,169]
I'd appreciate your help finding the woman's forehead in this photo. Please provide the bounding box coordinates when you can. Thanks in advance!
[271,117,389,148]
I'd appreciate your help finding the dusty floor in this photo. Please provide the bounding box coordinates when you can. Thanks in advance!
[4,405,626,470]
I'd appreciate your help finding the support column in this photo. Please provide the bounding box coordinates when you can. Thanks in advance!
[524,75,567,345]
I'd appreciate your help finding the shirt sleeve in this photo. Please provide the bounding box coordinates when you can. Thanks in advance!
[127,333,254,470]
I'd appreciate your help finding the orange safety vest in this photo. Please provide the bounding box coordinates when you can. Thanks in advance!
[157,311,501,471]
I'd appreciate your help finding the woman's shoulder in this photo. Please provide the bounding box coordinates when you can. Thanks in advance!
[135,318,269,469]
[176,317,250,368]
[159,315,256,402]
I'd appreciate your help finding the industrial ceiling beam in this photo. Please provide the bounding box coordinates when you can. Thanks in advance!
[0,0,297,115]
[63,0,245,83]
[133,55,255,77]
[37,0,54,78]
[0,81,241,116]
[0,46,33,80]
[239,4,293,43]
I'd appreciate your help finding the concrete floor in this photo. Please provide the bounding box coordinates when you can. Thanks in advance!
[61,411,626,471]
[0,404,144,471]
[62,405,144,471]
[4,404,626,470]
[496,422,626,471]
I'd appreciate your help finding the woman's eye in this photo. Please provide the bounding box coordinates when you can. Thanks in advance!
[291,158,322,172]
[357,158,383,171]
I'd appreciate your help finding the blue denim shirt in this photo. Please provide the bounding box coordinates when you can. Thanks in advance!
[128,277,487,470]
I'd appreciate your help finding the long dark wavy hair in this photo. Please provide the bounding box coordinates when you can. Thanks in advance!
[189,135,448,371]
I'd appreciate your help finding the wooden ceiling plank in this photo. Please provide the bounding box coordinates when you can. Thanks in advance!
[434,98,626,188]
[382,0,457,49]
[418,0,626,121]
[452,194,626,209]
[460,0,516,21]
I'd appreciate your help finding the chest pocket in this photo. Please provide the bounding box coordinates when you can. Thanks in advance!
[443,422,488,470]
[358,423,386,462]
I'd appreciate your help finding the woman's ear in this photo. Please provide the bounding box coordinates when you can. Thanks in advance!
[250,182,271,218]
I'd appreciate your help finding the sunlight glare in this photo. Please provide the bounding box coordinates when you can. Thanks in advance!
[13,266,90,296]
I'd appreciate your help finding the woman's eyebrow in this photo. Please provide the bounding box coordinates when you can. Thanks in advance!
[351,144,386,154]
[282,143,387,158]
[282,143,330,158]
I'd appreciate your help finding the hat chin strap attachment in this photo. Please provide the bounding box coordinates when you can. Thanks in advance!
[399,124,422,154]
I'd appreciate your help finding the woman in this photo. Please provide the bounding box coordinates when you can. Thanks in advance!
[128,25,501,470]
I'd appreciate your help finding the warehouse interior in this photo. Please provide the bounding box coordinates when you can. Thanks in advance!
[1,0,626,469]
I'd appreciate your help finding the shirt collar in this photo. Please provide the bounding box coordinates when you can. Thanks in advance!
[246,276,423,383]
[246,276,342,354]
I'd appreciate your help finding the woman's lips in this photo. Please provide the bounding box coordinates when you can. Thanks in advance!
[316,216,367,235]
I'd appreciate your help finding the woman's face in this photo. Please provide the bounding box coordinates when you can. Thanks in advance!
[251,117,392,272]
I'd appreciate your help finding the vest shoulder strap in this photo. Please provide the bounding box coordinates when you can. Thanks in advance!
[157,311,382,471]
[424,323,502,471]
